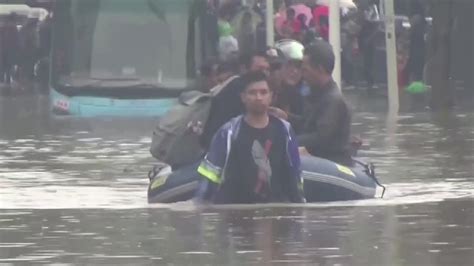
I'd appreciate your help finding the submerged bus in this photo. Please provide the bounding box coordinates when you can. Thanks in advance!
[50,0,216,117]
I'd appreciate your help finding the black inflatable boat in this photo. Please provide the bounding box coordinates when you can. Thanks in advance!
[147,156,385,203]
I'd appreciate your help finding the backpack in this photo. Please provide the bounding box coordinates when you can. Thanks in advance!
[150,76,238,167]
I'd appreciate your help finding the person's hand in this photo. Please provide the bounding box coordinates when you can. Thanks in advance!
[298,147,310,156]
[269,107,288,120]
[187,120,204,136]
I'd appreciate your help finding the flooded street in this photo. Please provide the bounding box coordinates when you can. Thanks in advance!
[0,95,473,265]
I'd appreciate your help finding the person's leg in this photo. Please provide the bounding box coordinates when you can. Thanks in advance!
[341,49,354,87]
[364,45,375,89]
[5,64,12,85]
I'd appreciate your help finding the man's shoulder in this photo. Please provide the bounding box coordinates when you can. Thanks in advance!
[219,116,242,132]
[269,115,293,137]
[327,87,348,105]
[216,77,242,98]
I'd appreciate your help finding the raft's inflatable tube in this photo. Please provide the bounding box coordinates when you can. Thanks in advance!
[148,156,382,203]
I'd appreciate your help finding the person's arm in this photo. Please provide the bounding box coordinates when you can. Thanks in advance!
[269,106,305,133]
[287,127,306,203]
[195,128,228,202]
[287,112,304,133]
[297,98,344,149]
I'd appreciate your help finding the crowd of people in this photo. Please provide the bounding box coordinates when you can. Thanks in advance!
[209,0,427,91]
[153,36,357,204]
[0,10,51,94]
[195,39,354,204]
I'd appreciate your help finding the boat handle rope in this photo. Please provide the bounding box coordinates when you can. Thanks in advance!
[353,159,386,199]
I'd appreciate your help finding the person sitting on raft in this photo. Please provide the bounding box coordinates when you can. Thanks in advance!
[195,71,305,204]
[270,40,353,166]
[267,39,308,134]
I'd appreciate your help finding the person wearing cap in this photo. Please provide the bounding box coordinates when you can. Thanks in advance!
[298,40,352,166]
[267,40,308,134]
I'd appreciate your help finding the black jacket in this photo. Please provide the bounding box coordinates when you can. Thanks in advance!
[297,80,352,165]
[274,82,306,134]
[201,77,245,149]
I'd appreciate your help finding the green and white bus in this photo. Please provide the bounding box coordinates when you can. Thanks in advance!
[50,0,217,116]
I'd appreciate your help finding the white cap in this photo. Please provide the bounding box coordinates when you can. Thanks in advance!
[274,39,305,61]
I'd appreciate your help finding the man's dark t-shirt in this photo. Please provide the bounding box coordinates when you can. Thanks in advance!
[214,116,293,204]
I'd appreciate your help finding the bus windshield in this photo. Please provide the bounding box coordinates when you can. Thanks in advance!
[52,0,209,93]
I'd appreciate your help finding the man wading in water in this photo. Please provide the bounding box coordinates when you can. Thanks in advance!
[195,71,305,204]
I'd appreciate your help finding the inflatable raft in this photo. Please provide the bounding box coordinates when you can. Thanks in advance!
[147,156,385,203]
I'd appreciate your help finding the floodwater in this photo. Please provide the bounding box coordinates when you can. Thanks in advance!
[0,94,473,265]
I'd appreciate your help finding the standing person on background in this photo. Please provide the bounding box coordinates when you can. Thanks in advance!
[19,12,40,85]
[407,0,426,84]
[312,4,329,42]
[340,9,361,89]
[238,10,257,53]
[281,8,297,39]
[38,13,52,60]
[1,13,20,90]
[358,0,380,90]
[36,13,53,92]
[404,0,428,107]
[218,11,239,61]
[294,14,308,42]
[201,0,219,59]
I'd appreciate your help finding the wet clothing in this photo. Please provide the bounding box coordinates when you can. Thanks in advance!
[297,80,352,165]
[201,77,245,149]
[274,82,309,134]
[196,115,305,204]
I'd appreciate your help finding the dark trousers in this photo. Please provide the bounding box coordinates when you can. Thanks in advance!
[362,44,375,88]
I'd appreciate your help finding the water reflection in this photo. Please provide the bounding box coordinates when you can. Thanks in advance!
[0,201,472,265]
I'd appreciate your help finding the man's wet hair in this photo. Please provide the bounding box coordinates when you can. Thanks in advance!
[217,57,239,75]
[240,71,269,93]
[239,51,268,70]
[304,40,335,74]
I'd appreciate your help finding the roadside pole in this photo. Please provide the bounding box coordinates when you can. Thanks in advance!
[384,0,399,112]
[266,0,274,47]
[329,0,342,89]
